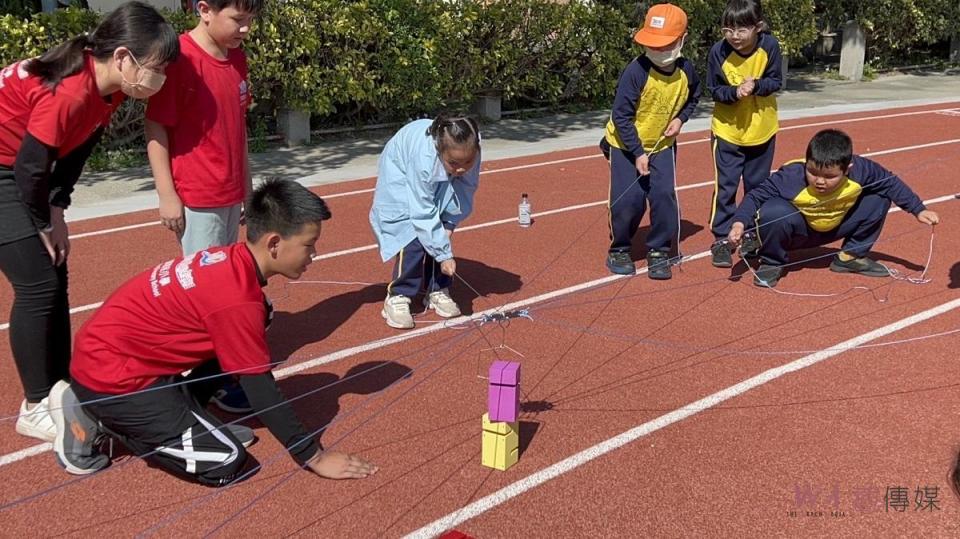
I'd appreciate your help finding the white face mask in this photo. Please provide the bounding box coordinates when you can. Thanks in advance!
[646,38,684,67]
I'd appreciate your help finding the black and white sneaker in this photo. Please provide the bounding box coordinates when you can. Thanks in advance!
[49,381,110,475]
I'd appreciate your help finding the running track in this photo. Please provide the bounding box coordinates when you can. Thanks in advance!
[0,102,959,537]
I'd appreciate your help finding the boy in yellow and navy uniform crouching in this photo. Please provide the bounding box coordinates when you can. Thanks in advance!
[602,3,700,280]
[727,129,940,287]
[708,0,783,267]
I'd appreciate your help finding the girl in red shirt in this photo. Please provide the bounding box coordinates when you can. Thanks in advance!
[0,1,179,443]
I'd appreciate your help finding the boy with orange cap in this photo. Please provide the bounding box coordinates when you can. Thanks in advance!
[601,3,700,279]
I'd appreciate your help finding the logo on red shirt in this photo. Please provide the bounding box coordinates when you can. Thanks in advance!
[239,79,249,108]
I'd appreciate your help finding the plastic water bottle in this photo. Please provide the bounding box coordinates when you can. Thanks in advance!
[518,193,531,227]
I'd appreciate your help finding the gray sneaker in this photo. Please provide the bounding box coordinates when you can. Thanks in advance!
[49,381,110,475]
[225,424,255,448]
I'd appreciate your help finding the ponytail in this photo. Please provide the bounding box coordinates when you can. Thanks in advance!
[26,1,179,90]
[428,113,481,155]
[25,34,91,90]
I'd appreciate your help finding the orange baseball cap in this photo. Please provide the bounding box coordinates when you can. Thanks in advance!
[633,3,688,48]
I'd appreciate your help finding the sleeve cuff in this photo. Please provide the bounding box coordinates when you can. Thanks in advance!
[291,440,321,466]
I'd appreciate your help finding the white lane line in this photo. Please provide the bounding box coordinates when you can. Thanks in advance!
[0,442,50,466]
[70,221,158,240]
[0,302,104,331]
[10,135,960,332]
[404,295,960,539]
[778,107,960,132]
[250,190,960,381]
[66,106,959,241]
[68,131,959,243]
[0,251,692,467]
[0,188,955,466]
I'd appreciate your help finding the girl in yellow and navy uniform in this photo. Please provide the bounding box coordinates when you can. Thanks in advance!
[707,0,782,267]
[601,3,700,280]
[726,129,940,288]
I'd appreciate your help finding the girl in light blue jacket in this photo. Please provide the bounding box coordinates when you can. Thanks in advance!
[369,115,481,329]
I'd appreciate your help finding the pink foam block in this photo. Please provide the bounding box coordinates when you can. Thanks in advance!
[488,361,521,422]
[489,361,521,385]
[488,384,519,422]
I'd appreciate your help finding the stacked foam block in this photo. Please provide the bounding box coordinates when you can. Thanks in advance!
[482,360,520,471]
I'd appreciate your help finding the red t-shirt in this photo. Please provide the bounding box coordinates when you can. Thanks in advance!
[146,33,251,208]
[71,243,272,395]
[0,54,123,166]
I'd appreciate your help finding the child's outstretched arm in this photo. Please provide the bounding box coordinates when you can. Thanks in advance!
[239,372,378,479]
[857,157,939,225]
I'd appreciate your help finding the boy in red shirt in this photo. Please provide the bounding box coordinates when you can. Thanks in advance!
[146,0,261,412]
[146,0,258,256]
[50,179,378,485]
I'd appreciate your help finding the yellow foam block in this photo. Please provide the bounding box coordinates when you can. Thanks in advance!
[481,413,519,471]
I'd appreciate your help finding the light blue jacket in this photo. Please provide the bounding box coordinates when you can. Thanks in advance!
[369,119,480,262]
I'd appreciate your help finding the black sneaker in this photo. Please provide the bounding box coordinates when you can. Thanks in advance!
[606,251,635,275]
[711,241,732,268]
[212,380,253,414]
[49,380,110,475]
[829,255,890,277]
[753,264,783,288]
[646,251,672,280]
[740,233,760,258]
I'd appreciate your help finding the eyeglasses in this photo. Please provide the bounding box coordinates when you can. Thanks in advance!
[721,26,756,39]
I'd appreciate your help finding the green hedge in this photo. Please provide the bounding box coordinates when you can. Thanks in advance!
[243,0,633,120]
[820,0,960,65]
[0,0,956,152]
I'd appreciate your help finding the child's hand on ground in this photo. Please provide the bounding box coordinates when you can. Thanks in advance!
[445,227,453,238]
[306,450,378,480]
[159,192,185,235]
[440,258,456,276]
[663,118,683,138]
[917,209,940,226]
[635,154,650,176]
[727,222,745,247]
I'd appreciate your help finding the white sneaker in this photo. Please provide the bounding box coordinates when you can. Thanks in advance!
[382,295,415,329]
[15,397,57,442]
[425,288,461,318]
